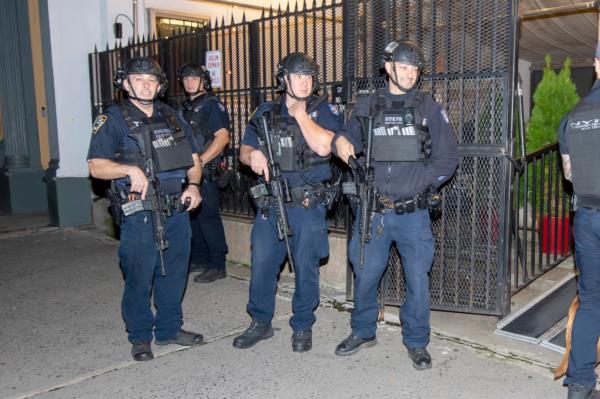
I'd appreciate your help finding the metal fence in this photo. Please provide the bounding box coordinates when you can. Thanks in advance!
[89,0,574,317]
[343,0,518,315]
[88,0,347,230]
[509,143,573,293]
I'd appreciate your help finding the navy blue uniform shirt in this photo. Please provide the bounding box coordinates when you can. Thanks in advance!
[180,93,230,157]
[559,79,600,155]
[242,95,342,187]
[88,99,201,161]
[336,88,459,199]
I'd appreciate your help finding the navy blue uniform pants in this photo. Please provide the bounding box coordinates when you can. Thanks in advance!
[190,180,228,271]
[348,208,434,349]
[119,210,191,343]
[247,205,329,332]
[565,207,600,388]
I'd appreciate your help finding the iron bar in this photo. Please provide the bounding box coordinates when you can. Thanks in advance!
[522,1,600,20]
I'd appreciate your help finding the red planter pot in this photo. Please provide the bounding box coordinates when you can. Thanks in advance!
[540,215,571,255]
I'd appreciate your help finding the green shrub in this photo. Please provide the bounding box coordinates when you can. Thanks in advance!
[523,55,579,215]
[526,55,579,151]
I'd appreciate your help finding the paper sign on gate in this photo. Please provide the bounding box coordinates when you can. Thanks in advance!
[206,50,223,88]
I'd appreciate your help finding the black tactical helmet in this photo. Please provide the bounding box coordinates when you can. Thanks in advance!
[275,52,319,93]
[114,57,168,95]
[124,57,164,76]
[178,62,212,91]
[382,40,425,68]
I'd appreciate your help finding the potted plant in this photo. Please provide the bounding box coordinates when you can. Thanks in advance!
[525,55,579,255]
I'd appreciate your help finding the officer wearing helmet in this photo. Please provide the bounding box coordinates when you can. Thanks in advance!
[178,62,231,284]
[87,57,205,361]
[557,44,600,399]
[333,40,459,369]
[232,52,342,352]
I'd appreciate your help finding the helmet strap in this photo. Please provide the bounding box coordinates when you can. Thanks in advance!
[184,78,206,97]
[388,65,415,93]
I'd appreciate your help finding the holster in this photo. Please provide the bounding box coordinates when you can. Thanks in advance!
[203,164,220,183]
[107,185,125,226]
[289,185,337,210]
[427,187,442,219]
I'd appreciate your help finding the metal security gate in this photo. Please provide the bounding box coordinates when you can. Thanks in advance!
[88,1,347,229]
[344,0,519,316]
[89,0,520,316]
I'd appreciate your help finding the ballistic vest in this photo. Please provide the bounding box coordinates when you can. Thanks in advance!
[370,89,431,162]
[565,97,600,203]
[258,99,330,172]
[114,101,194,191]
[181,94,217,156]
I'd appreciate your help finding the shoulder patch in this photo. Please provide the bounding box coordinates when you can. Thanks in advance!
[440,109,450,124]
[328,104,340,116]
[92,115,107,134]
[218,102,226,112]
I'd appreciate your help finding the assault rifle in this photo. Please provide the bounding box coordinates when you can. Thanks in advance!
[344,116,377,268]
[259,115,295,273]
[130,129,169,276]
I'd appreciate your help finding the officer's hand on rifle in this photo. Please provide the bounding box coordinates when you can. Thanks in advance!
[127,166,149,200]
[249,149,270,181]
[335,136,356,165]
[181,184,202,211]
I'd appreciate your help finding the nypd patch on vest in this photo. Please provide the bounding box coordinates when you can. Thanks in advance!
[328,104,340,116]
[92,115,107,134]
[570,118,600,131]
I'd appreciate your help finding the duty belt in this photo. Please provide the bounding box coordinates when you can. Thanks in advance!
[378,191,429,214]
[576,195,600,210]
[253,184,331,211]
[121,192,184,217]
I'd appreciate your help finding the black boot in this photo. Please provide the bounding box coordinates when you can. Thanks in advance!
[193,269,227,283]
[155,330,204,346]
[131,342,153,361]
[334,334,376,356]
[189,262,208,273]
[233,319,274,349]
[292,330,312,353]
[407,347,432,370]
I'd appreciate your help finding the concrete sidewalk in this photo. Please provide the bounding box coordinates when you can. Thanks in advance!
[0,217,571,398]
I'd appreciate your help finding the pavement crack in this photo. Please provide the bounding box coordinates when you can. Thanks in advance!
[430,331,558,374]
[13,315,293,399]
[322,295,558,376]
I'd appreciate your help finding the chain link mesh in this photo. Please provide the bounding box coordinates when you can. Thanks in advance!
[347,0,515,315]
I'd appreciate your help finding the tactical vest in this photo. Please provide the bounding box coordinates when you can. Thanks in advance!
[258,100,330,172]
[370,90,431,162]
[565,98,600,202]
[181,94,216,155]
[114,102,194,190]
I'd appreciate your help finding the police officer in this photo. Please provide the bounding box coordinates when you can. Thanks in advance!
[557,44,600,399]
[333,40,459,369]
[88,57,204,361]
[232,52,341,352]
[179,63,231,284]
